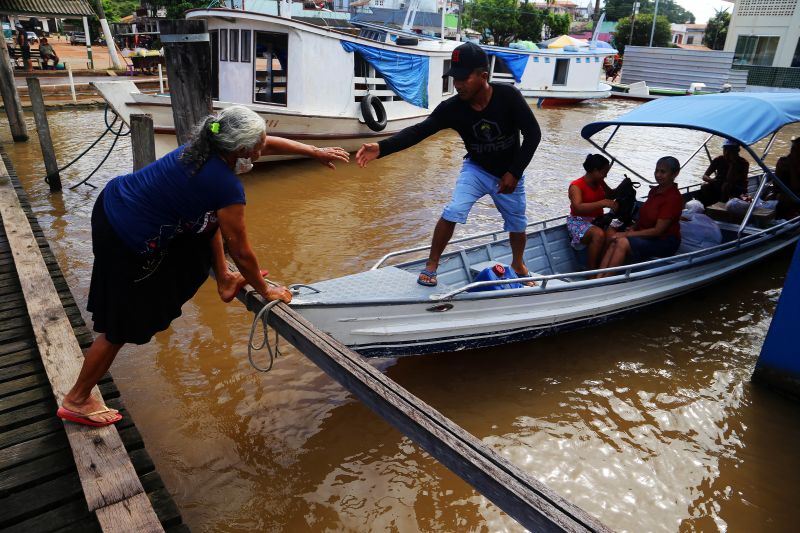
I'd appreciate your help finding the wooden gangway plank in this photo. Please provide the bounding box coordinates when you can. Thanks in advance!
[0,150,186,532]
[238,289,613,533]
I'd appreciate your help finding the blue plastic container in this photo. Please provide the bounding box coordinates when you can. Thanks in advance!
[467,264,524,292]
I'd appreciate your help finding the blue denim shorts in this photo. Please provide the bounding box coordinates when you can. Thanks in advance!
[628,235,680,262]
[441,161,528,232]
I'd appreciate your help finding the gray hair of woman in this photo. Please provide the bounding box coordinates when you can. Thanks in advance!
[180,105,267,174]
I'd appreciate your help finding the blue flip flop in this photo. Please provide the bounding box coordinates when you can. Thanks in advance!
[417,269,438,287]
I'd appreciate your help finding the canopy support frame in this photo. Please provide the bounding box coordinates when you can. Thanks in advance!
[586,136,656,184]
[681,134,713,170]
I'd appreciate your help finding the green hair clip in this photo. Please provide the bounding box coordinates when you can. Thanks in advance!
[209,122,220,134]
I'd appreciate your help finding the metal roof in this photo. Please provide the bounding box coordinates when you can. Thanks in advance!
[0,0,95,17]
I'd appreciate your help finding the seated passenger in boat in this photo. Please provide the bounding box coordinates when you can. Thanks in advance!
[696,140,749,206]
[567,154,617,270]
[773,136,800,220]
[596,157,683,278]
[677,200,722,253]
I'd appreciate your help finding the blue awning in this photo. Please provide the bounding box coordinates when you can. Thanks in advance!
[341,41,429,109]
[581,93,800,146]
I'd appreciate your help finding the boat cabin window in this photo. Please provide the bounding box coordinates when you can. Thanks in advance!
[229,29,239,62]
[352,53,402,103]
[241,30,252,63]
[442,60,454,94]
[489,56,515,85]
[553,58,569,85]
[220,29,228,61]
[254,31,288,105]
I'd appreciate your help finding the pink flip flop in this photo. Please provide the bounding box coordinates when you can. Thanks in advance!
[57,406,123,427]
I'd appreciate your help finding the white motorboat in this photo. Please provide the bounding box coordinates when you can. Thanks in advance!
[289,93,800,356]
[94,8,459,160]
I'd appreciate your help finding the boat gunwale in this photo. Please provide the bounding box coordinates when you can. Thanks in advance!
[291,215,800,308]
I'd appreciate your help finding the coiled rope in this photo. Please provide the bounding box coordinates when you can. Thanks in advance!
[246,293,283,373]
[46,104,131,189]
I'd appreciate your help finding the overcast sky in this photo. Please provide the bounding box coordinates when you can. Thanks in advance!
[670,0,733,24]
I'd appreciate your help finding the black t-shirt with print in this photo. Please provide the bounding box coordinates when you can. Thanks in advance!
[377,83,541,179]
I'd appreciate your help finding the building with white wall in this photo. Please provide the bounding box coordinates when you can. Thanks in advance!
[724,0,800,67]
[670,24,706,46]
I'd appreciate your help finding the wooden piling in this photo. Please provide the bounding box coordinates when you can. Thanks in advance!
[160,19,213,144]
[0,37,29,142]
[25,78,61,192]
[130,114,156,171]
[238,289,612,533]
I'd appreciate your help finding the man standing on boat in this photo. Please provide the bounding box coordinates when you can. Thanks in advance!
[356,42,542,287]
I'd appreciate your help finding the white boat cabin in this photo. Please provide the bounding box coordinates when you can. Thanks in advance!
[187,9,458,121]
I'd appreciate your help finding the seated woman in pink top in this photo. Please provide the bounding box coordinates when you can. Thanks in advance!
[567,154,617,269]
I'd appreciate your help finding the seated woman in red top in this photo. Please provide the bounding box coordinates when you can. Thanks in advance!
[567,154,617,270]
[596,156,683,278]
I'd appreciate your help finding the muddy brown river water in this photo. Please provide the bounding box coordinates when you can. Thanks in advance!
[2,99,799,532]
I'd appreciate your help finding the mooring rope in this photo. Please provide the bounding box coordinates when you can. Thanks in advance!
[48,104,131,189]
[247,297,283,373]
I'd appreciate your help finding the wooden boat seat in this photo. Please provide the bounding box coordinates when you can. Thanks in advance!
[706,201,775,228]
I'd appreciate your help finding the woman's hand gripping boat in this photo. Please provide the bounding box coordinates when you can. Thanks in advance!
[290,93,800,357]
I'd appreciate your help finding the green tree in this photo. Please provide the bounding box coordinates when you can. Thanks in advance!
[142,0,209,19]
[467,0,520,46]
[703,9,730,50]
[543,12,571,39]
[517,2,545,42]
[605,0,694,24]
[102,0,140,22]
[613,14,671,53]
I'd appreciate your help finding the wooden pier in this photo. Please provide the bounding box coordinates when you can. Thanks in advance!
[0,148,187,532]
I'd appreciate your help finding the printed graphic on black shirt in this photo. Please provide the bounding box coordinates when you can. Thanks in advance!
[473,119,501,142]
[470,118,516,155]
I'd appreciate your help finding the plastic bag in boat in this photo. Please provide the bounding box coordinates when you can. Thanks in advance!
[467,264,524,292]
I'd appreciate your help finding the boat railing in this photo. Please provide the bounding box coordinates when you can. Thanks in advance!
[370,214,570,270]
[430,216,800,301]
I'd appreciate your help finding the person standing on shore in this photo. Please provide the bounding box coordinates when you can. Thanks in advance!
[15,26,31,71]
[356,42,542,286]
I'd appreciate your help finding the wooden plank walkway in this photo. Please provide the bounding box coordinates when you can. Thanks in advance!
[0,148,188,532]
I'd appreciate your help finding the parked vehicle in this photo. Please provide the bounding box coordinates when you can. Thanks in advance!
[70,32,86,45]
[26,31,38,44]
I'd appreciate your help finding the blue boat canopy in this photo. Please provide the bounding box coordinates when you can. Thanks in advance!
[581,93,800,146]
[340,41,429,109]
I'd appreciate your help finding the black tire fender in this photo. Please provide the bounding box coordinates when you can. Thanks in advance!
[396,36,419,46]
[360,93,387,132]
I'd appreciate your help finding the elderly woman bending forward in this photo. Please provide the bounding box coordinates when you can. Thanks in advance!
[596,156,683,278]
[58,106,349,427]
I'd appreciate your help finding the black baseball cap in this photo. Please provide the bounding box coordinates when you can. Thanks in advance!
[444,42,489,80]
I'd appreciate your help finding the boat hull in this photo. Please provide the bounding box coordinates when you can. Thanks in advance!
[292,230,799,357]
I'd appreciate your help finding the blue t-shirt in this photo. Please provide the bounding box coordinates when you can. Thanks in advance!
[103,146,246,254]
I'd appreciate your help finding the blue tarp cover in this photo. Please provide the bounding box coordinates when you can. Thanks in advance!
[581,93,800,146]
[484,50,528,83]
[341,41,429,109]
